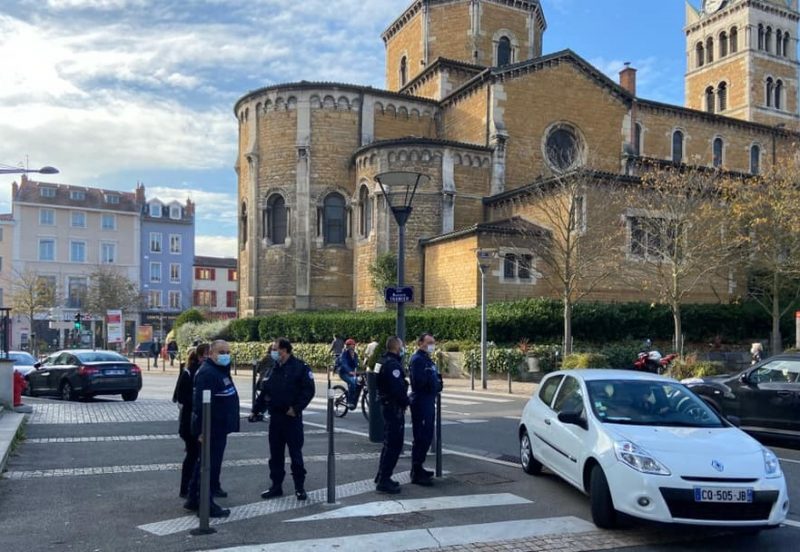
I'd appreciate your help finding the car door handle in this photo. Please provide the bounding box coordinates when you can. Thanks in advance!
[777,391,793,397]
[544,418,552,426]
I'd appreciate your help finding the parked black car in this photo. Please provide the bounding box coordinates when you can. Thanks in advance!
[133,341,155,358]
[683,354,799,441]
[27,350,142,402]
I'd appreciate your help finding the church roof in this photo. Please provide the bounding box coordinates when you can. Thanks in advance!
[420,216,550,246]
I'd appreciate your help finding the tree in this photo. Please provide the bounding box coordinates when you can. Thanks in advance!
[728,159,800,353]
[84,266,143,345]
[368,252,398,298]
[7,269,58,342]
[175,308,206,330]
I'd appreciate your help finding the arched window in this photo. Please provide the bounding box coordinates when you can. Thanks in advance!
[634,122,643,156]
[783,32,790,58]
[766,26,773,53]
[497,36,512,67]
[766,77,774,107]
[720,31,728,57]
[750,144,761,175]
[265,194,287,245]
[712,137,724,168]
[758,24,765,50]
[240,202,248,250]
[777,30,784,56]
[399,56,408,87]
[705,86,715,113]
[706,37,714,63]
[696,42,705,67]
[358,185,372,238]
[672,130,684,164]
[717,81,727,112]
[775,79,783,110]
[323,192,346,245]
[730,27,738,53]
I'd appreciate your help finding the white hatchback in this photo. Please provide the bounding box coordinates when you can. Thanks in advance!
[519,370,789,530]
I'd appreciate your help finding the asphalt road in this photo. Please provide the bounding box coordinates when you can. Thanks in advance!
[0,372,796,552]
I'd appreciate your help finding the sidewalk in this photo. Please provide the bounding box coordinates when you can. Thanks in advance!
[0,407,26,473]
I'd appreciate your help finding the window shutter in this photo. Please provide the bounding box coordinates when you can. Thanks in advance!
[195,267,201,280]
[193,290,199,306]
[211,290,217,307]
[210,268,216,281]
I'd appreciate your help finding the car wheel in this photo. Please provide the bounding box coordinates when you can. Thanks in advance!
[589,465,618,529]
[520,430,543,475]
[60,382,77,402]
[121,391,138,402]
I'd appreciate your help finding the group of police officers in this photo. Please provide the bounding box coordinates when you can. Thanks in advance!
[175,332,443,517]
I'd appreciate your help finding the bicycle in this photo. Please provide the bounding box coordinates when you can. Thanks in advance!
[332,373,369,420]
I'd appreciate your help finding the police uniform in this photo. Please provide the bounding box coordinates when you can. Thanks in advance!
[253,354,315,494]
[186,358,240,510]
[375,351,409,487]
[409,349,443,481]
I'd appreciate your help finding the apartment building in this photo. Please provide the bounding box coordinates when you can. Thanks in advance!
[192,256,237,319]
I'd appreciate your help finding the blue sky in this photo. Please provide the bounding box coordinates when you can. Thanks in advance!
[0,0,694,255]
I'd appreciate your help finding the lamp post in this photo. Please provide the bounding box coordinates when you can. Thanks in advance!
[374,171,430,342]
[0,165,59,175]
[476,249,496,390]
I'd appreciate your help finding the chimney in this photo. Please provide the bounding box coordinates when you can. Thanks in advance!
[619,62,637,96]
[135,181,145,205]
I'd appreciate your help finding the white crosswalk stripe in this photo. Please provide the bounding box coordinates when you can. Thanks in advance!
[441,392,513,404]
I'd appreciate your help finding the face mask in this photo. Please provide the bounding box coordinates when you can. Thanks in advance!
[216,354,231,366]
[270,350,280,361]
[426,344,435,354]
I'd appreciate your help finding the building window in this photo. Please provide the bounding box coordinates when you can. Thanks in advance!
[101,214,116,230]
[39,239,55,261]
[545,124,581,171]
[149,202,162,217]
[671,130,684,164]
[193,290,216,307]
[696,42,704,67]
[105,194,119,204]
[717,82,727,111]
[629,217,679,260]
[634,122,643,156]
[323,192,346,245]
[758,24,765,50]
[766,26,773,53]
[712,137,724,168]
[497,36,512,67]
[40,187,56,198]
[783,32,790,58]
[39,208,55,226]
[67,277,87,308]
[150,262,162,283]
[70,211,86,228]
[170,263,181,283]
[169,234,181,254]
[168,291,181,310]
[706,37,714,63]
[766,77,774,107]
[70,240,86,263]
[266,194,287,245]
[0,228,4,241]
[101,242,116,264]
[70,190,85,200]
[777,30,784,56]
[169,205,181,219]
[518,255,533,280]
[504,254,517,279]
[705,86,715,113]
[149,232,162,253]
[571,195,587,233]
[750,144,761,175]
[195,267,215,280]
[240,202,248,250]
[226,291,236,308]
[775,79,783,110]
[399,56,408,87]
[148,290,162,309]
[228,269,237,281]
[730,27,738,53]
[719,31,728,57]
[358,185,372,238]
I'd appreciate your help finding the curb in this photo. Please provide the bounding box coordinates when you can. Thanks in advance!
[0,410,26,474]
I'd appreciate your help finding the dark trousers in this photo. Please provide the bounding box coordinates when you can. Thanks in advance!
[410,399,435,468]
[188,432,228,504]
[268,412,306,491]
[377,403,405,482]
[179,435,200,495]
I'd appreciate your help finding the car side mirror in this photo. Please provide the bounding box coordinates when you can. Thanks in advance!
[558,410,588,430]
[727,415,741,428]
[739,372,751,385]
[33,362,42,369]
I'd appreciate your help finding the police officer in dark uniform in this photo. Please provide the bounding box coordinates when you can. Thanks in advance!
[250,337,315,501]
[375,336,409,494]
[409,332,443,486]
[184,340,240,517]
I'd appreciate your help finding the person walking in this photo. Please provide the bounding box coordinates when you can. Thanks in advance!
[184,340,240,518]
[250,337,316,501]
[172,343,209,498]
[330,333,344,359]
[338,338,360,408]
[167,340,178,367]
[375,336,409,494]
[364,336,379,369]
[409,332,443,486]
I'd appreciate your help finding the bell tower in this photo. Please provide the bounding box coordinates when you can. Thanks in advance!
[685,0,800,128]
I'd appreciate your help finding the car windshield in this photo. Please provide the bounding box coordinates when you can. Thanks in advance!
[8,352,36,365]
[75,351,128,363]
[586,379,724,428]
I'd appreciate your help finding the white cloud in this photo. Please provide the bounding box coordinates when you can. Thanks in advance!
[195,235,237,258]
[45,0,149,9]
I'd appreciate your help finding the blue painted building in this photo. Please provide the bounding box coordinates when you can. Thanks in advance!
[137,183,195,340]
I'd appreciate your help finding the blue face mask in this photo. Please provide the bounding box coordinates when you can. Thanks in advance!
[270,350,280,361]
[216,354,231,366]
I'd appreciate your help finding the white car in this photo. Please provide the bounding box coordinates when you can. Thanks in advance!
[7,351,38,377]
[519,369,788,530]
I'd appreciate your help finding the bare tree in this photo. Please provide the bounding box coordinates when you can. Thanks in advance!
[6,268,58,340]
[84,265,144,345]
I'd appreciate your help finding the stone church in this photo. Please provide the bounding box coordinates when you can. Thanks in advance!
[235,0,800,316]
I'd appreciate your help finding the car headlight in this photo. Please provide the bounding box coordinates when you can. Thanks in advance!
[763,448,782,479]
[680,377,704,385]
[614,441,671,476]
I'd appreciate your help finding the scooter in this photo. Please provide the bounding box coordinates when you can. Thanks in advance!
[633,341,678,375]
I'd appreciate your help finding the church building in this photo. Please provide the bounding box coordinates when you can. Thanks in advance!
[235,0,800,316]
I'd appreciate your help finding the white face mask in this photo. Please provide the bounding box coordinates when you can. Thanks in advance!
[426,344,435,354]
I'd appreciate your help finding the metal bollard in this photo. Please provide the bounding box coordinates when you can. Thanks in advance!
[191,390,216,535]
[435,392,442,478]
[326,372,336,504]
[146,356,150,371]
[508,369,512,394]
[367,368,383,443]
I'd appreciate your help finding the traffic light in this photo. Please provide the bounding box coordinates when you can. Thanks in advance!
[73,312,83,330]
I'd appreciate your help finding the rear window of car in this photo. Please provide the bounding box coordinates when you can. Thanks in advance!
[538,375,564,407]
[8,353,36,365]
[75,351,128,363]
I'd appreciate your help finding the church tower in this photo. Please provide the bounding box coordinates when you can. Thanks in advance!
[685,0,800,128]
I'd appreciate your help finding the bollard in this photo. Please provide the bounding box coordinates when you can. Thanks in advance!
[435,392,442,478]
[251,360,258,406]
[326,372,336,504]
[191,390,216,535]
[366,368,383,443]
[508,369,512,394]
[146,355,150,371]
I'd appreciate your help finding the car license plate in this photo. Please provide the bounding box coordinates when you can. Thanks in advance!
[693,487,753,503]
[105,369,126,376]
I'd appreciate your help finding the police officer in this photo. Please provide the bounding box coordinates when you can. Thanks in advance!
[184,340,240,518]
[409,332,443,486]
[374,336,409,494]
[250,337,315,501]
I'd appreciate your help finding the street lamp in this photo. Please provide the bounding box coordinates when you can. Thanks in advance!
[477,249,497,390]
[0,164,59,175]
[374,171,430,342]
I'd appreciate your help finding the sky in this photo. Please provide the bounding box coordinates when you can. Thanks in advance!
[0,0,695,257]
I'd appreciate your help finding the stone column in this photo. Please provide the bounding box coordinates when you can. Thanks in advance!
[295,93,312,310]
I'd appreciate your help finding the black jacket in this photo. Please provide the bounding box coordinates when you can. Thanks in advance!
[409,350,443,403]
[253,354,315,417]
[174,360,200,439]
[376,352,409,408]
[190,359,241,437]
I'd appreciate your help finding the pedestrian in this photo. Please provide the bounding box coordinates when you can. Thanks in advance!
[184,340,240,518]
[364,336,379,369]
[338,338,359,408]
[750,342,764,365]
[409,332,443,486]
[125,335,132,356]
[249,337,315,501]
[374,336,409,494]
[151,340,159,367]
[172,343,210,498]
[330,333,344,359]
[167,340,178,367]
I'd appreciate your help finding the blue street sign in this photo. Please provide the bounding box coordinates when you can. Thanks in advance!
[384,286,414,304]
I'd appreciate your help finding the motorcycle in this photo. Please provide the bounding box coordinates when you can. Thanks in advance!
[633,343,678,375]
